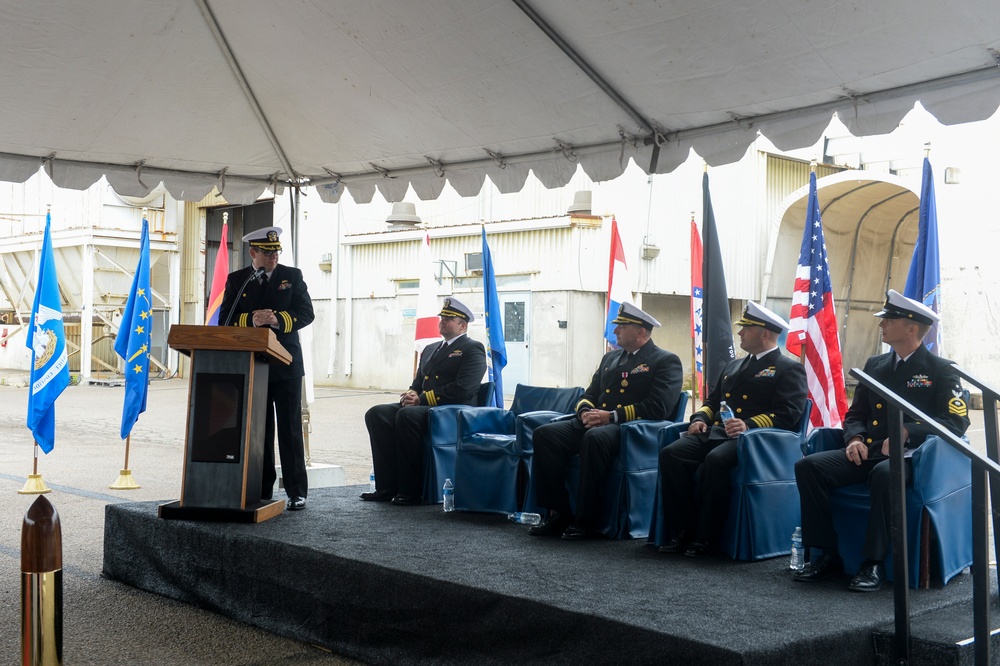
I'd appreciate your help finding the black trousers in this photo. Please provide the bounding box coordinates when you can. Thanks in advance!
[794,449,911,561]
[658,426,738,542]
[364,403,431,497]
[262,377,308,500]
[532,418,620,529]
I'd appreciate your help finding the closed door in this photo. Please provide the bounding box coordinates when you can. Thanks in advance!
[499,291,529,394]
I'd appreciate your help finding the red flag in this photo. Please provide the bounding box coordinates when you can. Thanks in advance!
[604,217,632,347]
[786,172,848,428]
[205,221,229,325]
[690,218,704,399]
[414,232,439,353]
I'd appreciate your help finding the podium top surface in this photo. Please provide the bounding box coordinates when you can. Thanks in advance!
[167,325,292,365]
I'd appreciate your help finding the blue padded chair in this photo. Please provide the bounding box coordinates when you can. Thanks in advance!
[562,391,689,539]
[803,427,972,589]
[648,399,812,561]
[421,382,494,504]
[453,385,584,513]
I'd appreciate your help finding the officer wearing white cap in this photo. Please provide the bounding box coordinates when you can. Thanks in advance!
[656,301,807,557]
[363,297,486,505]
[795,290,968,592]
[528,302,683,539]
[219,225,314,511]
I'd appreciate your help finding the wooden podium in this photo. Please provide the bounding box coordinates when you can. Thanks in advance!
[159,324,292,523]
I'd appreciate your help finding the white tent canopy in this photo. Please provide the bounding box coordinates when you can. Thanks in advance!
[0,0,998,205]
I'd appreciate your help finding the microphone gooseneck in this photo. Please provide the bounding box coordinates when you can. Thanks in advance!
[222,267,266,327]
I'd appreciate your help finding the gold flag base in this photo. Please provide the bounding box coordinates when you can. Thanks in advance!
[109,469,141,490]
[18,474,51,495]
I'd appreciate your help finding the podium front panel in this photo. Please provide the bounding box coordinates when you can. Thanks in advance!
[181,349,269,509]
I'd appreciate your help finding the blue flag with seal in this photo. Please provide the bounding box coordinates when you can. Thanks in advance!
[114,217,152,439]
[26,212,70,453]
[904,157,942,355]
[482,227,506,408]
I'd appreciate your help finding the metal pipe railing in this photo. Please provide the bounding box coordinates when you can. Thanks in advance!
[849,367,1000,666]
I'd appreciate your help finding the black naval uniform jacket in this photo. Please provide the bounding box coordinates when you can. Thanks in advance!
[843,344,969,450]
[577,339,683,422]
[219,264,315,382]
[411,334,487,406]
[693,347,807,431]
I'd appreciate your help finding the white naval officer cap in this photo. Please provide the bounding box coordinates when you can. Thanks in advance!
[736,300,789,334]
[611,302,661,329]
[439,297,474,322]
[874,289,939,325]
[242,226,282,251]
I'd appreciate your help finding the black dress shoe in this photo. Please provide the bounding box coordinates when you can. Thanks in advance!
[286,496,306,511]
[684,540,714,558]
[560,525,588,540]
[848,560,885,592]
[658,531,691,554]
[390,494,420,506]
[360,489,395,502]
[793,553,844,582]
[527,512,570,537]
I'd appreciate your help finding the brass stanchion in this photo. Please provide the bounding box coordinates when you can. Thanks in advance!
[19,444,51,495]
[21,495,62,665]
[109,435,141,490]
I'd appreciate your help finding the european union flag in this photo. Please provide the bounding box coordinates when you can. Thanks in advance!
[482,227,507,408]
[114,217,152,439]
[904,157,942,354]
[26,212,70,453]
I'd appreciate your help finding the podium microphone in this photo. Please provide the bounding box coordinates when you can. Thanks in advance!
[223,267,265,327]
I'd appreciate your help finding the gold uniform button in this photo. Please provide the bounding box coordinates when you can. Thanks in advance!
[743,395,748,400]
[617,404,622,408]
[876,403,882,409]
[725,393,731,398]
[867,438,873,444]
[605,389,611,393]
[620,388,625,393]
[736,408,743,413]
[872,420,878,426]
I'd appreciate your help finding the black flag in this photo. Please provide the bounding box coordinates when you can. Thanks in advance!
[701,172,735,394]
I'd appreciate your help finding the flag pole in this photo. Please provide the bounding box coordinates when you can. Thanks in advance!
[19,443,51,494]
[110,434,141,490]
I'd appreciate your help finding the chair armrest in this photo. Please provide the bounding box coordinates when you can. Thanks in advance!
[619,420,674,470]
[457,407,515,437]
[910,435,972,503]
[802,427,844,457]
[657,422,690,450]
[734,428,802,483]
[515,410,566,455]
[427,405,470,448]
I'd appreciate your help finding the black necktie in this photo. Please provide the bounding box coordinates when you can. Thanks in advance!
[894,356,904,372]
[260,273,268,289]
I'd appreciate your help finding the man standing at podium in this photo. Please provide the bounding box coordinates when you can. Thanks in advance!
[220,226,314,511]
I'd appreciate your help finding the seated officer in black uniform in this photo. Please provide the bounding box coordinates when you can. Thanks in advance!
[362,297,486,506]
[528,303,683,540]
[658,301,807,557]
[794,290,969,592]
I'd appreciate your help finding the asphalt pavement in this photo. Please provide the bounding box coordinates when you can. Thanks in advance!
[0,377,395,665]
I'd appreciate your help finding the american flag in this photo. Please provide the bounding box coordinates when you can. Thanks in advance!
[786,172,848,429]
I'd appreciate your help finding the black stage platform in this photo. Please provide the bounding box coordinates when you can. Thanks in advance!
[103,485,997,665]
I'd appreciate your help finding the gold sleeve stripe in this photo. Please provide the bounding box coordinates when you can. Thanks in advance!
[696,406,714,421]
[624,405,635,421]
[237,313,249,327]
[750,414,774,428]
[577,399,594,412]
[279,311,293,333]
[425,391,437,406]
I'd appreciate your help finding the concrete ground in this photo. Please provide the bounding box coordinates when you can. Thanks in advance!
[0,376,992,664]
[0,377,395,666]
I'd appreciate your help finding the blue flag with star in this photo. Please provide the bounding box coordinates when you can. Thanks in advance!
[26,212,70,453]
[114,217,152,439]
[904,157,942,355]
[482,227,507,408]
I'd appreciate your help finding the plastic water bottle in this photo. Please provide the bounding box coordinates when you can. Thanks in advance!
[508,512,542,525]
[369,468,376,493]
[790,526,804,571]
[719,400,734,423]
[442,478,455,512]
